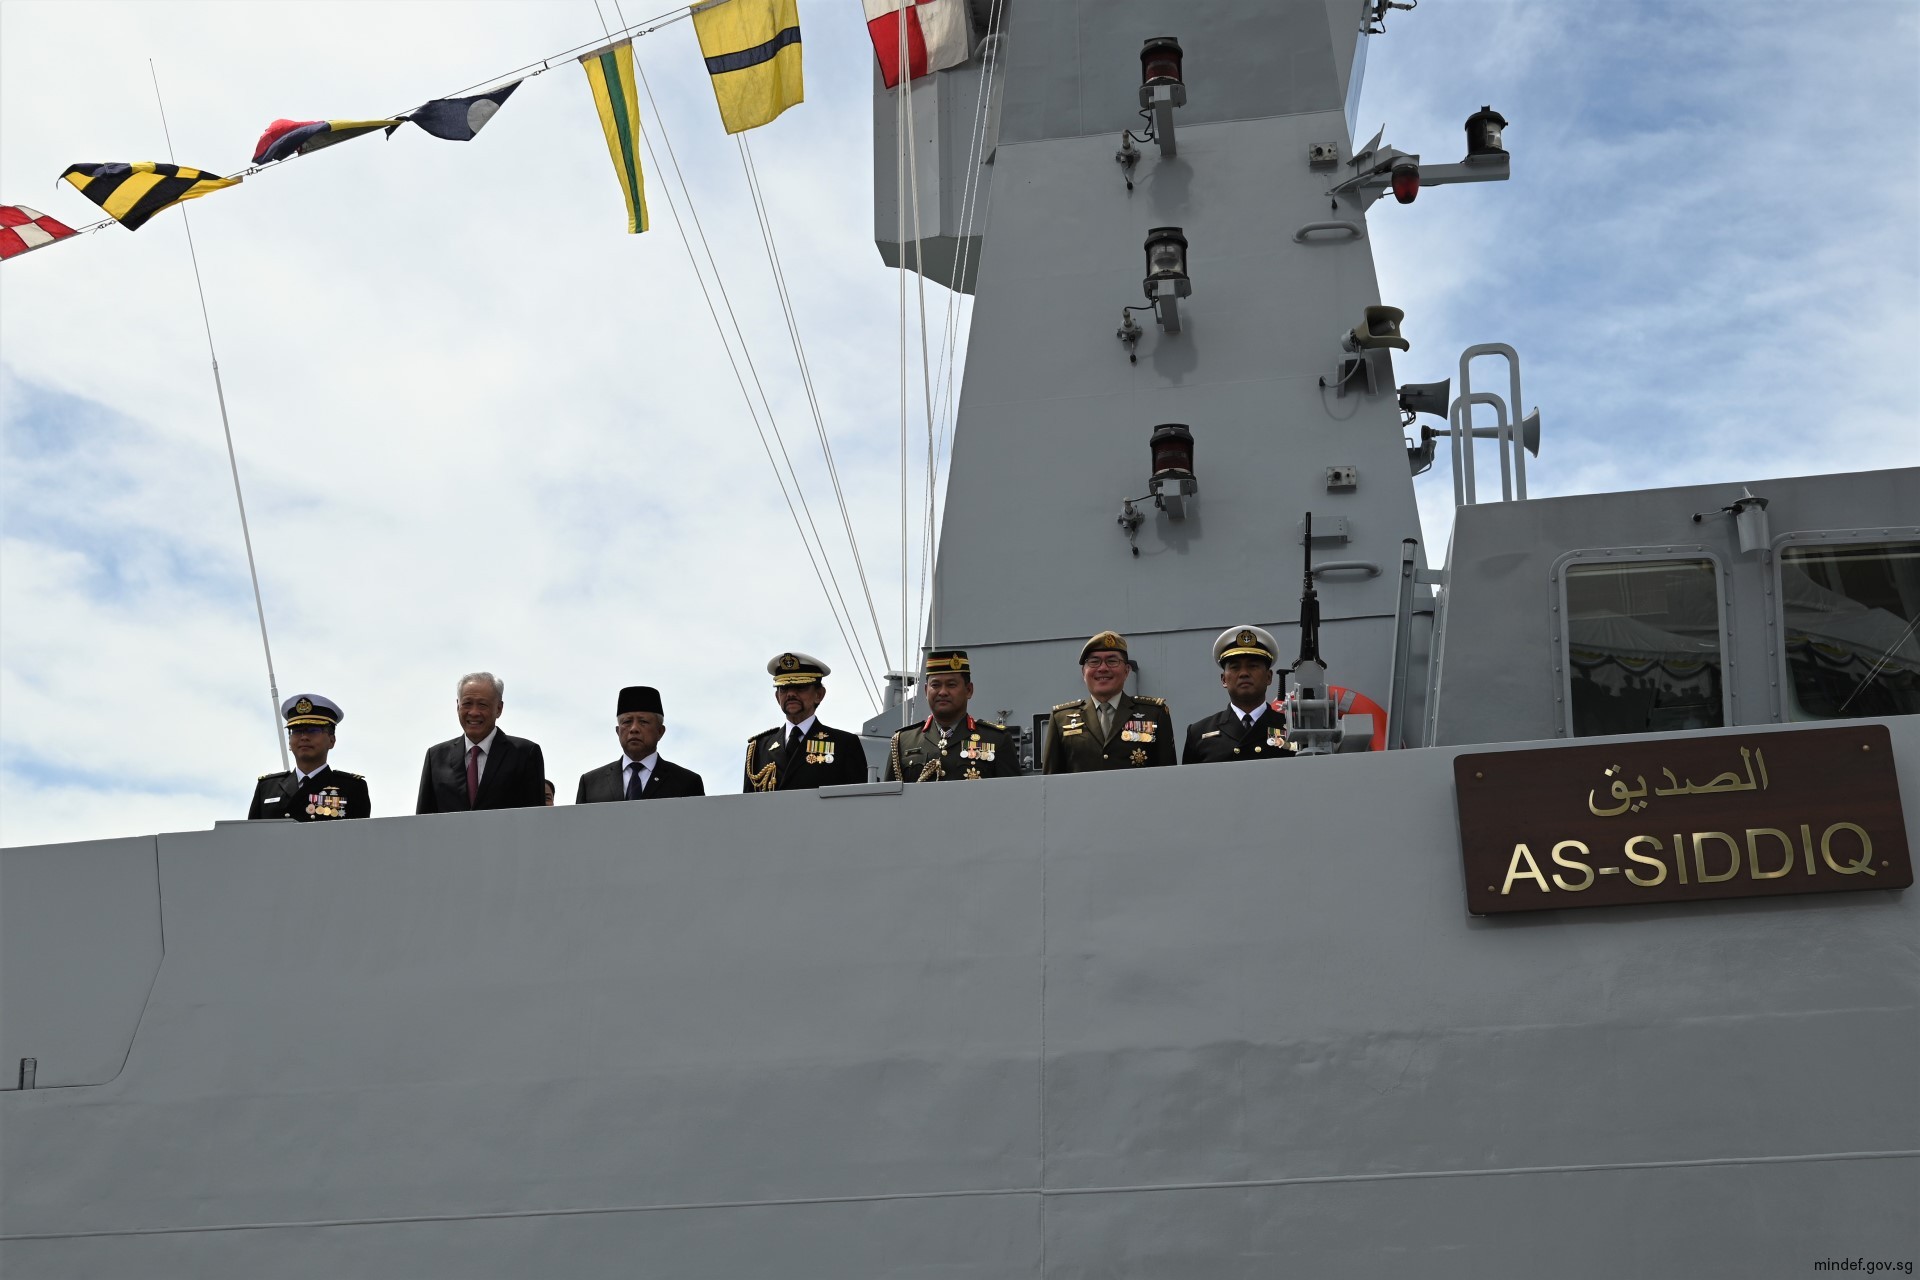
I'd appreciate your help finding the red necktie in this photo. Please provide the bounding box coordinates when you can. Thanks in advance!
[466,744,481,806]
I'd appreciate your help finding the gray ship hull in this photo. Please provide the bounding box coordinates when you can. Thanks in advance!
[5,720,1915,1276]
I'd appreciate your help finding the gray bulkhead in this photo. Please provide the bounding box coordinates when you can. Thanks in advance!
[870,0,1423,740]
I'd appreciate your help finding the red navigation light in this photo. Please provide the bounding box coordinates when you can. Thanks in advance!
[1150,423,1195,479]
[1390,161,1420,205]
[1140,37,1184,88]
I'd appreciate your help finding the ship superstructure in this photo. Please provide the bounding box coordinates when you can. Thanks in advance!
[3,2,1915,1275]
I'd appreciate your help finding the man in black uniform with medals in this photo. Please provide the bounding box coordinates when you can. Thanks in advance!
[884,649,1022,782]
[743,652,870,792]
[1041,631,1177,774]
[248,693,371,821]
[1182,625,1298,764]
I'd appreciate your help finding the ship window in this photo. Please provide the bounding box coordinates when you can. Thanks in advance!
[1564,559,1724,737]
[1780,542,1920,720]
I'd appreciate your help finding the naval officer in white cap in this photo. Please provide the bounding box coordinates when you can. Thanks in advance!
[248,693,371,820]
[1182,626,1297,764]
[743,652,869,792]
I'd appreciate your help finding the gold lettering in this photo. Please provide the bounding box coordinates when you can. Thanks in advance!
[1673,832,1688,884]
[1692,831,1741,883]
[1551,840,1595,891]
[1820,822,1877,875]
[1800,823,1816,876]
[1500,844,1551,895]
[1624,835,1668,887]
[1745,827,1794,880]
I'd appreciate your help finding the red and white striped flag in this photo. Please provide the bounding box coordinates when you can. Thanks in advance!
[862,0,969,89]
[0,205,79,262]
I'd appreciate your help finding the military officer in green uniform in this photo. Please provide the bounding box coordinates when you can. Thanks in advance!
[1182,625,1299,764]
[884,649,1022,782]
[743,652,870,792]
[247,693,371,821]
[1042,631,1177,773]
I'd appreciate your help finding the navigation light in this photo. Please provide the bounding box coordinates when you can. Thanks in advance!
[1138,37,1186,156]
[1465,105,1509,158]
[1390,162,1420,204]
[1143,226,1192,333]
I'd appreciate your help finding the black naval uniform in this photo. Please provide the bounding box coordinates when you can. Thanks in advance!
[1183,700,1298,764]
[247,765,370,821]
[743,721,870,792]
[885,715,1022,782]
[1041,693,1177,774]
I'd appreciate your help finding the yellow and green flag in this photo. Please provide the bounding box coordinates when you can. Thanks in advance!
[579,39,648,234]
[692,0,803,135]
[58,162,240,232]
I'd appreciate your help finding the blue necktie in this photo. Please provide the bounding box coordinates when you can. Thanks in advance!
[625,762,645,800]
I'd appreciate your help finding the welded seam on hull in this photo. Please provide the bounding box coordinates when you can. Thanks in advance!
[6,1149,1915,1242]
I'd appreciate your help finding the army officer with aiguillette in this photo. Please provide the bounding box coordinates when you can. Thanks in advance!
[743,652,870,792]
[885,649,1022,782]
[248,693,370,820]
[1041,631,1177,773]
[1183,625,1298,764]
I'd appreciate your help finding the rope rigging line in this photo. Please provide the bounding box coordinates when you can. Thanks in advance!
[735,137,895,684]
[620,31,890,704]
[594,0,884,708]
[896,8,911,721]
[916,0,1007,656]
[902,63,940,669]
[149,60,289,772]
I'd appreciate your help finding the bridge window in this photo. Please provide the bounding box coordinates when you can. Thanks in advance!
[1564,558,1724,737]
[1780,542,1920,720]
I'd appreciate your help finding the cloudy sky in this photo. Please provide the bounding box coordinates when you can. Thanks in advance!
[2,0,1915,846]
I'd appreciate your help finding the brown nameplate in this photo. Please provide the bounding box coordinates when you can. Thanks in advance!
[1454,725,1911,915]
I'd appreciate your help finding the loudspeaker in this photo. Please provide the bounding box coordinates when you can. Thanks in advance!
[1348,304,1409,352]
[1397,378,1450,418]
[1518,407,1541,457]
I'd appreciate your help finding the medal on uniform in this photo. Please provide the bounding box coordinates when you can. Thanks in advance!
[964,765,982,779]
[1130,747,1148,766]
[809,736,834,764]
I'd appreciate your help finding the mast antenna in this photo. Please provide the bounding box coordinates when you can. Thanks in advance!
[149,60,288,771]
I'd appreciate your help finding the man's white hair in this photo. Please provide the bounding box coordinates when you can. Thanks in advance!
[456,671,505,700]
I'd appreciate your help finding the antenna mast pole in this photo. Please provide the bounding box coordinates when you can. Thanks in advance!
[149,61,288,771]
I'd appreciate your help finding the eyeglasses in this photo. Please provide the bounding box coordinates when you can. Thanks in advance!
[1082,656,1129,670]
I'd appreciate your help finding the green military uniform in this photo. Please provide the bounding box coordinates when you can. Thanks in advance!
[886,648,1024,781]
[886,715,1022,781]
[1043,691,1177,773]
[1041,631,1177,774]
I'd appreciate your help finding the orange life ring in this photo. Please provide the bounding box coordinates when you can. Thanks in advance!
[1329,685,1389,752]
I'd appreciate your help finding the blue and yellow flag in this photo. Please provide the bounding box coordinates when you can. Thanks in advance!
[579,39,648,234]
[692,0,803,135]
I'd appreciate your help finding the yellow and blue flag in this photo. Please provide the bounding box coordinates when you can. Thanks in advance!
[579,39,648,234]
[692,0,803,135]
[58,162,240,232]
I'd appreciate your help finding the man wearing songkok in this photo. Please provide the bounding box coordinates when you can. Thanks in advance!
[743,652,869,792]
[415,671,548,813]
[884,650,1022,782]
[248,693,370,821]
[1183,625,1298,764]
[577,685,706,802]
[1041,631,1177,774]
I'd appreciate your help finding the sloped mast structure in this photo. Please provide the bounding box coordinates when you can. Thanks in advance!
[3,2,1915,1275]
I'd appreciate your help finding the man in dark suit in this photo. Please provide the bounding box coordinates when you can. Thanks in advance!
[415,671,548,813]
[577,685,706,802]
[248,692,370,821]
[1042,631,1177,774]
[1183,625,1299,764]
[742,651,869,792]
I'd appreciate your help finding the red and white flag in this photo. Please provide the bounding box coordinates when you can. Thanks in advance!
[0,205,79,262]
[862,0,969,89]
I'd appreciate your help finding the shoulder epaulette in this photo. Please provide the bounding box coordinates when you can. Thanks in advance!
[1134,695,1168,706]
[258,771,288,780]
[1052,700,1082,712]
[987,720,1008,730]
[336,771,364,780]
